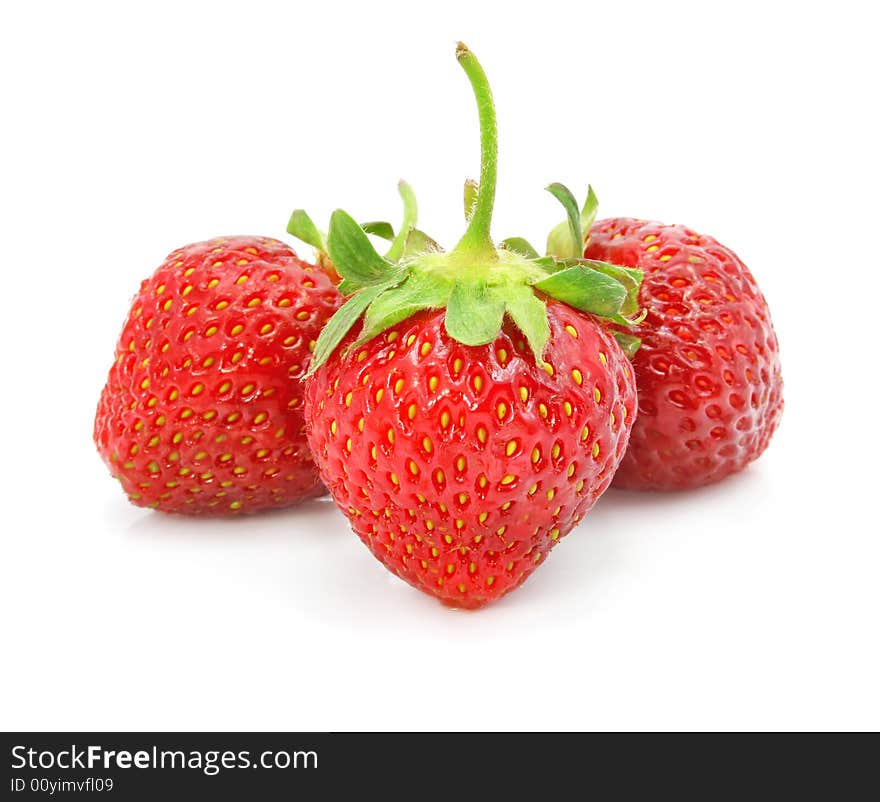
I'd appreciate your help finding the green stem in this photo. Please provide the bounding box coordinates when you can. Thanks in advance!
[384,180,418,261]
[451,43,498,261]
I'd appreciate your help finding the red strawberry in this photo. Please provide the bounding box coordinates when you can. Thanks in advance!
[582,218,783,490]
[306,306,636,608]
[94,236,341,514]
[302,44,643,607]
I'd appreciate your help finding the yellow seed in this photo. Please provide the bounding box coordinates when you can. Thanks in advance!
[207,279,220,289]
[538,403,548,419]
[428,376,439,392]
[387,331,399,342]
[501,474,516,485]
[581,425,590,442]
[205,325,218,336]
[259,323,273,335]
[549,528,560,540]
[497,348,507,363]
[506,440,518,456]
[420,342,432,357]
[563,401,573,417]
[423,437,433,453]
[459,493,468,505]
[240,383,255,395]
[406,334,416,346]
[357,418,365,432]
[387,428,396,443]
[478,475,488,489]
[477,426,487,444]
[473,376,484,392]
[486,576,495,587]
[330,420,337,435]
[453,358,463,375]
[407,405,416,420]
[277,298,292,308]
[254,412,268,425]
[598,352,608,366]
[456,456,466,472]
[567,464,576,477]
[375,388,384,403]
[408,460,419,475]
[496,402,507,419]
[543,363,554,376]
[440,411,451,428]
[390,473,399,485]
[546,488,555,501]
[594,387,602,403]
[565,324,578,338]
[592,443,600,458]
[646,245,659,252]
[519,386,529,402]
[394,379,404,395]
[551,443,561,460]
[572,368,583,386]
[435,469,445,485]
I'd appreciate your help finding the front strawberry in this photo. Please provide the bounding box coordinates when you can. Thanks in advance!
[94,236,342,514]
[302,45,643,608]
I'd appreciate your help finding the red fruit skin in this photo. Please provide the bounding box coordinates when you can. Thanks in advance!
[585,218,783,490]
[94,236,342,514]
[304,303,637,608]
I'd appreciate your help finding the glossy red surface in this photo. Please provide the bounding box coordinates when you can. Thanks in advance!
[94,236,341,514]
[586,219,783,490]
[305,302,637,607]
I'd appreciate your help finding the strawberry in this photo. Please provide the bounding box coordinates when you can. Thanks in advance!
[548,210,783,490]
[302,44,644,607]
[94,236,342,514]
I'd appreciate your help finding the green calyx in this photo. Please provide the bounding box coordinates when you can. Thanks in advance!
[305,43,645,376]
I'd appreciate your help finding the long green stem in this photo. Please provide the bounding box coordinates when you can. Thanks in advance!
[385,180,418,261]
[451,43,498,261]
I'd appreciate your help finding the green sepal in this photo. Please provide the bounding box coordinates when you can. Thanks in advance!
[581,259,643,318]
[612,331,642,359]
[444,282,505,346]
[327,209,395,290]
[361,221,395,240]
[306,276,403,375]
[546,183,599,258]
[464,179,479,222]
[357,272,450,345]
[504,285,549,364]
[500,237,540,259]
[287,209,326,252]
[545,183,583,260]
[533,265,629,322]
[405,228,442,256]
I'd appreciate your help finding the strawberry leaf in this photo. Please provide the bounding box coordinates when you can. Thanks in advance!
[405,228,442,256]
[306,277,402,375]
[612,331,642,359]
[504,285,549,363]
[545,183,583,259]
[361,221,395,240]
[327,209,395,290]
[500,237,540,259]
[287,209,326,252]
[444,282,505,345]
[358,273,450,345]
[546,184,600,258]
[582,259,643,318]
[533,265,627,320]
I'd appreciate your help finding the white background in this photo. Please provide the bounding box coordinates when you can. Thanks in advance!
[2,0,878,731]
